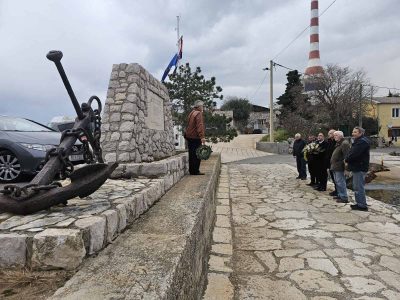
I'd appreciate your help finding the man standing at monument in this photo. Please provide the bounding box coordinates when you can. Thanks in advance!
[345,126,370,211]
[185,100,206,175]
[293,133,307,180]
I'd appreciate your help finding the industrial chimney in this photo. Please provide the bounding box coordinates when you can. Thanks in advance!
[304,0,324,91]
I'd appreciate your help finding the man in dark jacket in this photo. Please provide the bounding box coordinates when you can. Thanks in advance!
[185,100,206,175]
[345,126,370,211]
[306,135,318,187]
[314,132,328,191]
[325,129,337,196]
[293,133,307,180]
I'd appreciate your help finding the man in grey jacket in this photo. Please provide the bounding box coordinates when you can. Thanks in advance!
[330,131,350,203]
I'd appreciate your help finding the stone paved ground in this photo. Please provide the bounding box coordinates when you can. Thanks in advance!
[209,134,272,163]
[204,163,400,300]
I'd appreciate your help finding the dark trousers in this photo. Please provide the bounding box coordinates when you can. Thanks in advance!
[316,163,328,189]
[308,160,317,184]
[329,169,337,192]
[187,138,202,175]
[296,156,307,178]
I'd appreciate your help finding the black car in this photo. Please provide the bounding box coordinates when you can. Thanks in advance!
[0,116,83,183]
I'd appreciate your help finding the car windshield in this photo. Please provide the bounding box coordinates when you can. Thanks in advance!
[0,117,53,132]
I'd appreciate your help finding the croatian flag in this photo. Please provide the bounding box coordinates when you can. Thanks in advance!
[161,36,183,82]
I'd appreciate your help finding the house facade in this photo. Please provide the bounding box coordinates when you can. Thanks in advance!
[215,104,277,134]
[369,97,400,144]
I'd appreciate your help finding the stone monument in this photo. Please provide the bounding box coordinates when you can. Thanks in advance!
[101,63,175,163]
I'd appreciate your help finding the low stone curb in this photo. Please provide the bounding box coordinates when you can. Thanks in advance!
[0,153,188,270]
[49,153,221,299]
[203,165,234,300]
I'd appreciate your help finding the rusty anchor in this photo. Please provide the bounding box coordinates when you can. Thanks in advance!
[0,50,117,215]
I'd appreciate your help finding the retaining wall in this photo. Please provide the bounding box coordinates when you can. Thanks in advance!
[50,154,221,299]
[0,153,188,270]
[256,141,290,154]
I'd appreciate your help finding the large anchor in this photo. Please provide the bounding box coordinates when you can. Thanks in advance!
[0,51,117,215]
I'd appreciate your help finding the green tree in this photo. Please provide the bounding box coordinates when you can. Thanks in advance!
[277,70,304,115]
[164,63,223,127]
[220,97,252,132]
[164,63,236,143]
[277,70,317,136]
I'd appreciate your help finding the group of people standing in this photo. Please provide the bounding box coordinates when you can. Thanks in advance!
[293,127,370,211]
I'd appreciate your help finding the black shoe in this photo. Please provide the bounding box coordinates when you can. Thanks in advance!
[317,187,326,191]
[313,186,320,190]
[307,182,316,186]
[296,176,301,179]
[336,198,349,203]
[333,196,341,200]
[300,177,307,180]
[192,172,205,175]
[329,191,337,196]
[350,204,368,211]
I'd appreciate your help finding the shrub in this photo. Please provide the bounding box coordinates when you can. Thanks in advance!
[261,129,290,142]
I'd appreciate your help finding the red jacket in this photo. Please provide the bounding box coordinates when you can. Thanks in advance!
[185,109,205,139]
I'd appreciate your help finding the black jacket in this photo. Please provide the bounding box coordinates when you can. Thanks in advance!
[293,139,306,157]
[325,138,336,167]
[314,140,327,166]
[345,136,370,172]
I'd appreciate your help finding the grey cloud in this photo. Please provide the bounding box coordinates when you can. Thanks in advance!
[0,0,399,124]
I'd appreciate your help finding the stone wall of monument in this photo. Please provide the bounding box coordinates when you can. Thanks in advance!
[101,63,175,163]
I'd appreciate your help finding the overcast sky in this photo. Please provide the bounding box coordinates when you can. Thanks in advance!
[1,0,399,124]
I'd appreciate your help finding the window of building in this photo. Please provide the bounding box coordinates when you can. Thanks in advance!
[392,108,400,118]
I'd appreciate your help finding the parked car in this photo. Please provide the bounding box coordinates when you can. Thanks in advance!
[47,116,75,132]
[0,116,84,183]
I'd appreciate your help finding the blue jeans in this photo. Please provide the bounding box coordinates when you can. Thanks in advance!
[352,171,367,208]
[333,171,348,200]
[296,156,307,178]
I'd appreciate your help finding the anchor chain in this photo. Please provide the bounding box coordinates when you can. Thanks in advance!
[0,182,62,198]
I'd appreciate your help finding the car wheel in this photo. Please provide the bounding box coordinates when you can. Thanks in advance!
[0,150,22,183]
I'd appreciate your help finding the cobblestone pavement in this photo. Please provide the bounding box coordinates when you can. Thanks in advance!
[204,163,400,300]
[208,134,272,164]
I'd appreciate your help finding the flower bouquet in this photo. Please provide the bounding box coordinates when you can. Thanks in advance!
[302,143,325,161]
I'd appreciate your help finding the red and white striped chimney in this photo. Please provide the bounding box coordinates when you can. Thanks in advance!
[304,0,324,76]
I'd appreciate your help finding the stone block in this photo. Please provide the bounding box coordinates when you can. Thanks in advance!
[116,204,127,232]
[134,193,147,217]
[125,163,141,178]
[118,141,130,151]
[114,198,136,223]
[110,132,120,141]
[115,93,126,101]
[105,153,117,163]
[101,210,118,243]
[141,163,168,177]
[109,113,121,122]
[118,152,131,162]
[0,233,27,268]
[119,121,135,132]
[31,229,85,270]
[121,102,138,114]
[74,217,106,254]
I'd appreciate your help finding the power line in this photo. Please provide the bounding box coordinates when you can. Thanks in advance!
[251,72,269,99]
[272,0,338,61]
[371,85,400,91]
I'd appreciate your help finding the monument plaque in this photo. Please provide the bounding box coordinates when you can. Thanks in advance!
[102,63,175,163]
[145,90,165,131]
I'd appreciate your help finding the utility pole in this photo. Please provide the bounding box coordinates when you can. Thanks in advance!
[269,60,274,142]
[359,84,363,127]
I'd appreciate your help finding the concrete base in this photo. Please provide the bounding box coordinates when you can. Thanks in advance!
[50,154,221,300]
[256,141,289,154]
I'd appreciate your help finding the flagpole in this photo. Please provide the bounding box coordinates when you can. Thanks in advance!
[176,15,180,67]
